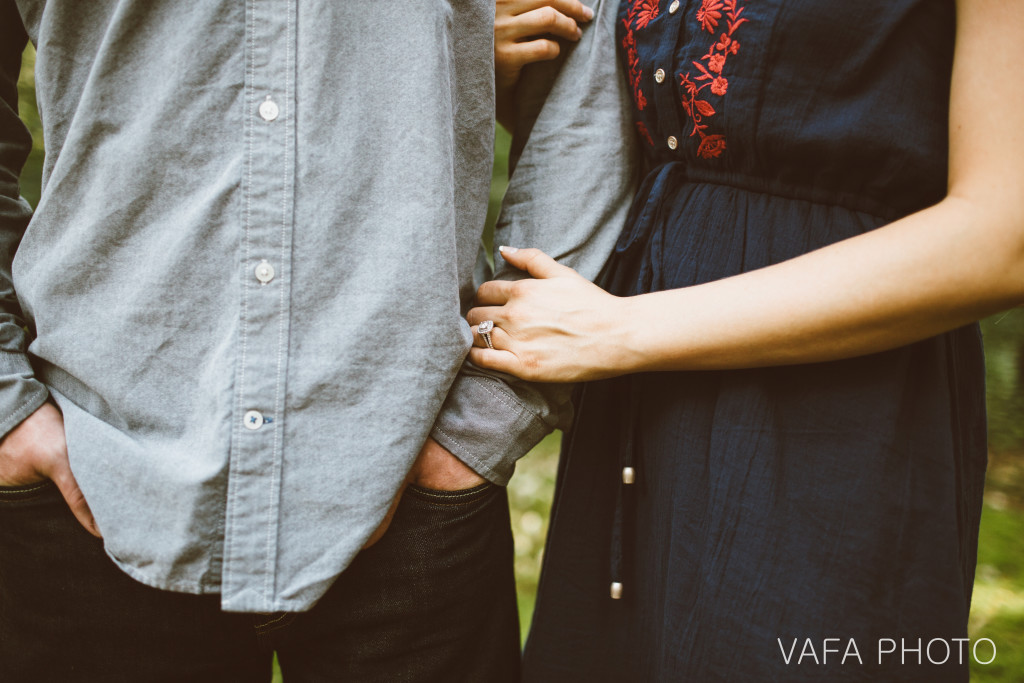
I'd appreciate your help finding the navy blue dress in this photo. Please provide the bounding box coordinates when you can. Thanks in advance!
[522,1,987,681]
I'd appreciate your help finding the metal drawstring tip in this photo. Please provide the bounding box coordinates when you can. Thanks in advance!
[621,467,635,485]
[610,581,623,600]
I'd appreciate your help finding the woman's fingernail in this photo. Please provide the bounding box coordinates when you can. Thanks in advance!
[576,27,583,39]
[498,246,519,254]
[583,6,595,20]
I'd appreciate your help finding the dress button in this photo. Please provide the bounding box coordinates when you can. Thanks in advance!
[654,68,665,83]
[610,582,624,600]
[669,0,680,14]
[622,467,636,484]
[255,259,275,284]
[667,136,678,150]
[258,96,279,122]
[244,410,264,430]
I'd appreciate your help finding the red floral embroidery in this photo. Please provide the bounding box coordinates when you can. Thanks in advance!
[636,121,654,146]
[634,0,660,28]
[677,0,749,159]
[697,134,727,159]
[717,33,741,54]
[621,29,646,111]
[622,0,659,112]
[696,0,724,33]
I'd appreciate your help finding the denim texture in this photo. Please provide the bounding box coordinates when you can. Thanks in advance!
[0,478,520,682]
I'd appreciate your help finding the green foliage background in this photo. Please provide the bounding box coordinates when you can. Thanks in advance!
[16,45,1024,681]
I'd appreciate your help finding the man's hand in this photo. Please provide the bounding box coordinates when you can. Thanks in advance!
[407,437,488,491]
[362,438,487,549]
[0,402,101,537]
[495,0,594,128]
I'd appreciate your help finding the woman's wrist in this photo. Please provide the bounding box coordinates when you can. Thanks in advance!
[614,289,705,375]
[610,293,661,376]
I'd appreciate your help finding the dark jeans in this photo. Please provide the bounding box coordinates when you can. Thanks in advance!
[0,479,520,682]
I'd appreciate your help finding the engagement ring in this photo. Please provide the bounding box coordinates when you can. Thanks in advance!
[479,320,495,349]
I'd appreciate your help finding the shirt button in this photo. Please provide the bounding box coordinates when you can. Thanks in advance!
[669,0,680,13]
[622,467,636,484]
[654,68,665,83]
[244,410,264,430]
[255,260,275,284]
[667,136,678,150]
[259,96,279,122]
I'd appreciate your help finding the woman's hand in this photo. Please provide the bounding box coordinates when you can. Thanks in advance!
[467,247,636,382]
[495,0,594,129]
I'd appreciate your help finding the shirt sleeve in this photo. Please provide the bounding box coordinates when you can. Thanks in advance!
[0,6,50,438]
[430,0,640,485]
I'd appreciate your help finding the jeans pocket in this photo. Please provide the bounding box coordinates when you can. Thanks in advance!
[0,479,59,506]
[405,481,496,507]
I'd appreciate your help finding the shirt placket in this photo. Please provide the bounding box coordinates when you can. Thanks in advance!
[221,0,297,612]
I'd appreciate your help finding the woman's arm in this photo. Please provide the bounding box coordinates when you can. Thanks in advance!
[467,0,1024,383]
[494,0,593,130]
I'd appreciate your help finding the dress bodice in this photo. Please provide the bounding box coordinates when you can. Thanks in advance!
[618,0,956,218]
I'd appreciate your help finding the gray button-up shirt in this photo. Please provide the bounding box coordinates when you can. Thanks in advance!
[0,0,635,612]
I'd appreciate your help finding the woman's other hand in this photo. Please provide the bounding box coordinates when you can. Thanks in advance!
[495,0,593,129]
[467,247,635,382]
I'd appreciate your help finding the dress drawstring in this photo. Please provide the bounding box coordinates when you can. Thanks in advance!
[610,374,641,600]
[601,166,676,602]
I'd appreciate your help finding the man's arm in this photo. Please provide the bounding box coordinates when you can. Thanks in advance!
[430,0,639,484]
[0,5,98,536]
[0,8,49,438]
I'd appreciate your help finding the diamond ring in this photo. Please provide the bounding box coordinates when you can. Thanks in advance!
[478,320,495,349]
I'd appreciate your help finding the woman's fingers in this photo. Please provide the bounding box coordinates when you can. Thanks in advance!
[497,0,594,24]
[495,1,595,83]
[551,0,594,23]
[468,346,521,376]
[498,246,579,279]
[497,5,584,43]
[497,39,562,74]
[468,322,525,376]
[467,305,506,327]
[475,280,516,306]
[470,322,512,350]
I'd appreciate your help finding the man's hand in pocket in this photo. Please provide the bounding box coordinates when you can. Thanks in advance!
[362,438,487,549]
[0,402,100,537]
[407,438,487,492]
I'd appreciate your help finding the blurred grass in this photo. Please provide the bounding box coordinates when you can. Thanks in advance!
[509,432,560,638]
[973,316,1024,682]
[971,455,1024,682]
[17,44,1024,681]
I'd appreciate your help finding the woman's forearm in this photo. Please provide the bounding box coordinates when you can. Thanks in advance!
[468,0,1024,385]
[617,0,1024,374]
[621,196,1024,373]
[465,197,1023,383]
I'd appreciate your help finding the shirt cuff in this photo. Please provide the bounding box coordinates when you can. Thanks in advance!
[0,351,50,439]
[430,371,570,486]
